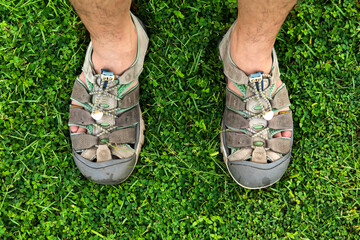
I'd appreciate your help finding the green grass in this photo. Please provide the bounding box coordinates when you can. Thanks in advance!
[1,0,359,238]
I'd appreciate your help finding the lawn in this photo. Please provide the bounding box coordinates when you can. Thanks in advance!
[1,0,359,239]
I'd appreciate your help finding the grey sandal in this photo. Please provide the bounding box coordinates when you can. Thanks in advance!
[219,22,294,189]
[68,13,149,184]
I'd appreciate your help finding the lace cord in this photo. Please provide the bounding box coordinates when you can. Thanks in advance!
[89,72,126,138]
[242,73,273,141]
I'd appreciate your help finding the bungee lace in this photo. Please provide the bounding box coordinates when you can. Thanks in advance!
[243,72,273,141]
[89,72,127,138]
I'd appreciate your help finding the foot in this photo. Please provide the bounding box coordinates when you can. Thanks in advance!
[70,23,138,133]
[229,28,291,138]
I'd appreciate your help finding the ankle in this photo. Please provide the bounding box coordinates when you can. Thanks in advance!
[91,47,136,75]
[230,26,273,75]
[90,22,137,75]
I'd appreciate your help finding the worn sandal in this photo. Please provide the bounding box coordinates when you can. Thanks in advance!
[68,13,149,184]
[219,22,294,189]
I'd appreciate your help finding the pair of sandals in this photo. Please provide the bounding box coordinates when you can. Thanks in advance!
[69,13,293,189]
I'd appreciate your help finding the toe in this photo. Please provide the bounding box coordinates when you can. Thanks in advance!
[70,125,79,133]
[273,132,282,138]
[282,130,292,138]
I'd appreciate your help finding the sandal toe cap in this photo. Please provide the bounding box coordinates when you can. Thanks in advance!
[227,153,291,189]
[72,150,137,185]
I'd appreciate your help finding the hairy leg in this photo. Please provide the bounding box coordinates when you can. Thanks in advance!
[69,0,137,133]
[230,0,297,137]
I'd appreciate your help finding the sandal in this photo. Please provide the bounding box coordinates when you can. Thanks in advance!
[218,22,294,189]
[68,13,149,184]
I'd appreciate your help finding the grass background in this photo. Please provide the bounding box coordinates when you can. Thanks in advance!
[1,0,359,238]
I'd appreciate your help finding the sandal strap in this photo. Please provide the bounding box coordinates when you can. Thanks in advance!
[228,148,252,161]
[226,131,252,148]
[71,78,90,103]
[109,128,136,144]
[69,101,139,126]
[270,85,290,109]
[115,106,139,127]
[267,138,292,154]
[69,106,95,125]
[252,146,267,163]
[119,86,140,109]
[268,112,293,129]
[71,127,136,151]
[224,108,249,129]
[226,88,246,111]
[71,134,98,151]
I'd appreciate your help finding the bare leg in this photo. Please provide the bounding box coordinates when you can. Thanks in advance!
[229,0,297,137]
[69,0,137,133]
